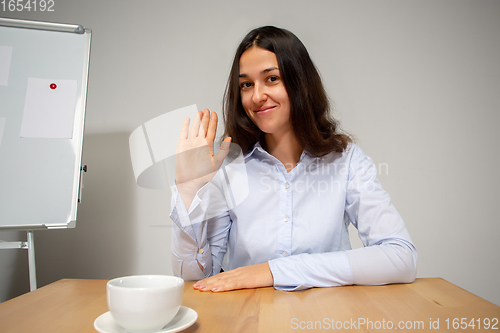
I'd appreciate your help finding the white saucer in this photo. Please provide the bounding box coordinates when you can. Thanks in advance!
[94,306,197,333]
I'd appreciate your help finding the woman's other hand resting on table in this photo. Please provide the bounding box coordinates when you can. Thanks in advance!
[193,263,274,292]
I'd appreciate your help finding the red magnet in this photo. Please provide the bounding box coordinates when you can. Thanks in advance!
[50,83,57,89]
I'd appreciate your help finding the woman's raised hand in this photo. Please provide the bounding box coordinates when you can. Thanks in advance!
[175,109,231,209]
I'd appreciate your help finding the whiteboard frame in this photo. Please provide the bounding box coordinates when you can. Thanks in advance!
[0,18,91,231]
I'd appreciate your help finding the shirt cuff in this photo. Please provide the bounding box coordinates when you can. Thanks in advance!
[170,182,211,228]
[268,251,354,290]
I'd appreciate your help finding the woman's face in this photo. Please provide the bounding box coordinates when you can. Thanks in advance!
[238,46,291,138]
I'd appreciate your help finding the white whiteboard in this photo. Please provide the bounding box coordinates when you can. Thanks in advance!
[0,19,91,230]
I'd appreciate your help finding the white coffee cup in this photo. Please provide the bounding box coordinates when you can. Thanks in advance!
[107,275,184,333]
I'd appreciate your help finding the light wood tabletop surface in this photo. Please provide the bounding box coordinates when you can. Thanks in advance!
[0,278,498,332]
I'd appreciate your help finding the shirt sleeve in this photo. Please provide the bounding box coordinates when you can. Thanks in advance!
[344,145,417,285]
[268,145,417,290]
[170,172,232,281]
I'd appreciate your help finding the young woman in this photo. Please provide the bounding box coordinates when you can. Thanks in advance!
[171,26,417,292]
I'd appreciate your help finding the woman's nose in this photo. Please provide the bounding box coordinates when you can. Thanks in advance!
[252,82,267,104]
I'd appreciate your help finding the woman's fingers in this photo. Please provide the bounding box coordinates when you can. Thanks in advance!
[179,109,229,176]
[206,111,219,156]
[206,111,218,145]
[188,111,203,139]
[179,117,190,140]
[185,110,219,142]
[200,109,210,138]
[193,263,273,292]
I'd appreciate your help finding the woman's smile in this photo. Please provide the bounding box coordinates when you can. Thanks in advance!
[253,105,276,115]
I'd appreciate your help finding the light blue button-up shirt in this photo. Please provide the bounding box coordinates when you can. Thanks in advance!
[170,143,417,291]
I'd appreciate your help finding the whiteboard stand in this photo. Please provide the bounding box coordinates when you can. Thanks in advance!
[27,230,36,291]
[0,18,91,295]
[0,230,36,291]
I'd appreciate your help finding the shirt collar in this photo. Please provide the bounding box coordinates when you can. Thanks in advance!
[244,141,267,159]
[244,141,311,163]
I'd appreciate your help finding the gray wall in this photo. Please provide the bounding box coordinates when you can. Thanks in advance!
[1,0,499,306]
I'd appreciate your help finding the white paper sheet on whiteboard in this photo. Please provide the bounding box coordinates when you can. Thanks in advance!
[0,46,13,86]
[0,118,5,147]
[20,78,77,139]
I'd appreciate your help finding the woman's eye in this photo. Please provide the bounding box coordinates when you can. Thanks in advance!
[268,76,279,83]
[240,82,252,89]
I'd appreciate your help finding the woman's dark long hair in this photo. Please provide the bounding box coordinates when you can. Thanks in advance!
[223,26,351,157]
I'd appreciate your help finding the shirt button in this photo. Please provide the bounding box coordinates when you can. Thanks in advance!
[285,183,289,189]
[284,217,289,222]
[282,251,288,257]
[198,249,204,254]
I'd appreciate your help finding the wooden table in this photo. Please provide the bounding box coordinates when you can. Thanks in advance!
[0,278,498,332]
